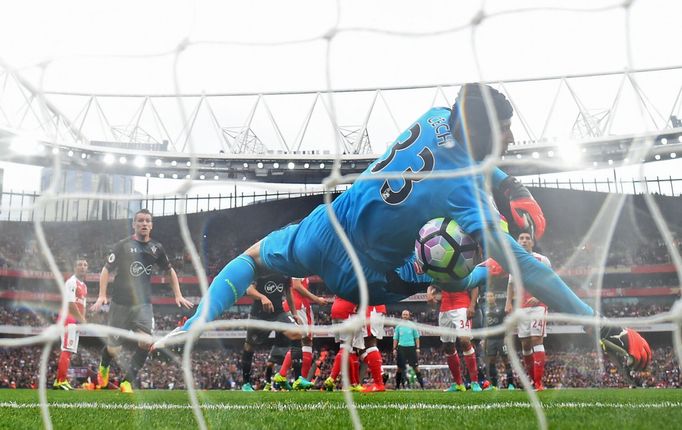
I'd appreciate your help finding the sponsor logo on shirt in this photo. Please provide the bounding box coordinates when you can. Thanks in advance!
[130,261,153,277]
[264,281,284,294]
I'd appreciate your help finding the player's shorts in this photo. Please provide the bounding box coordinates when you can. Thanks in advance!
[332,318,366,350]
[439,308,472,343]
[245,311,297,347]
[295,306,314,340]
[484,337,507,357]
[61,323,79,353]
[517,306,547,339]
[366,309,385,339]
[396,345,418,369]
[260,204,431,305]
[106,302,155,347]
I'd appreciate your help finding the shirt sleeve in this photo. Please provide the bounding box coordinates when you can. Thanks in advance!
[104,242,120,271]
[155,243,172,270]
[64,277,77,303]
[413,327,420,339]
[393,327,400,341]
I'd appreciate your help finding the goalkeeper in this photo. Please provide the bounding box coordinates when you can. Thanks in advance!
[154,83,650,374]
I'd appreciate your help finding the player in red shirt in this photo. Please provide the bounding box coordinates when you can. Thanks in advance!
[427,284,482,392]
[53,258,88,390]
[275,277,329,389]
[359,303,388,392]
[324,296,363,391]
[505,232,551,391]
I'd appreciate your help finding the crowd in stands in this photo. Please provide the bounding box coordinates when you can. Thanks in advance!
[0,344,678,390]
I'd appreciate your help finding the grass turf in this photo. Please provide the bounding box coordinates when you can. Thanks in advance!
[0,388,680,429]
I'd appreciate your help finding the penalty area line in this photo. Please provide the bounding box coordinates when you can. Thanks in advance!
[1,401,681,412]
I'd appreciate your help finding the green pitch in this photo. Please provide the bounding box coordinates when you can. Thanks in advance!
[0,389,680,430]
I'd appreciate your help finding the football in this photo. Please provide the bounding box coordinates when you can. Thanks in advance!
[414,217,480,282]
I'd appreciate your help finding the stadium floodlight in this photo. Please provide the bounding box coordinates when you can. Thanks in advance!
[287,162,295,169]
[103,153,115,165]
[319,163,325,169]
[155,159,162,166]
[9,136,43,156]
[273,162,280,169]
[559,142,582,164]
[516,154,522,159]
[145,173,151,178]
[186,161,191,167]
[257,162,264,168]
[172,173,178,179]
[608,159,614,165]
[671,153,677,159]
[185,174,191,179]
[119,156,127,164]
[547,150,555,157]
[532,152,540,159]
[655,154,661,160]
[661,137,668,145]
[134,156,146,168]
[243,162,249,168]
[171,160,177,166]
[81,153,88,159]
[593,161,598,167]
[213,175,219,180]
[67,150,74,157]
[159,173,165,178]
[51,147,59,155]
[199,174,205,180]
[304,163,309,169]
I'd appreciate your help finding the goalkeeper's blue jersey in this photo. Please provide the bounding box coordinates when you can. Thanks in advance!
[331,107,505,273]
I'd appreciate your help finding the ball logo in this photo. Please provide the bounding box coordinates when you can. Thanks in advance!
[264,281,283,294]
[130,261,152,277]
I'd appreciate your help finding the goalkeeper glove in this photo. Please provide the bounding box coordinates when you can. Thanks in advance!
[600,326,652,374]
[499,176,546,240]
[483,258,506,277]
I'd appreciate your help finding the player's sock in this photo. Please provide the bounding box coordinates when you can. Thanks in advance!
[279,351,292,377]
[446,353,463,385]
[241,350,254,385]
[532,345,546,388]
[488,362,499,387]
[361,347,383,386]
[348,351,359,385]
[463,347,478,383]
[330,348,344,380]
[124,347,149,385]
[301,346,313,379]
[182,255,256,330]
[481,232,594,315]
[523,350,534,380]
[291,344,303,379]
[100,346,113,368]
[265,365,274,385]
[56,351,71,382]
[506,366,515,387]
[415,371,424,388]
[395,370,403,389]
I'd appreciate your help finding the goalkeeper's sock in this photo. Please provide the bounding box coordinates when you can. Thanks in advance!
[242,349,254,385]
[463,347,479,383]
[361,347,383,386]
[124,347,149,384]
[532,345,546,388]
[523,350,534,381]
[446,352,463,385]
[100,346,113,368]
[480,232,594,316]
[56,351,71,382]
[301,347,313,379]
[182,255,256,330]
[278,351,292,377]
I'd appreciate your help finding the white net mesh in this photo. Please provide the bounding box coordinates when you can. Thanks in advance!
[0,1,681,429]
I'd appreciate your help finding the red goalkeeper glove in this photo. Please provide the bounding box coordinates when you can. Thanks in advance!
[499,176,546,240]
[600,326,652,374]
[483,258,506,277]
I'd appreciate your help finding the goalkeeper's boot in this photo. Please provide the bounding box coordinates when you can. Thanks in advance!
[119,380,134,394]
[292,375,314,391]
[471,382,482,392]
[97,364,110,389]
[324,376,336,392]
[241,382,255,392]
[600,326,652,379]
[151,327,187,352]
[507,383,516,391]
[273,373,291,391]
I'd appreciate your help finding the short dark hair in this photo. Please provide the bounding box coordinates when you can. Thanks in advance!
[134,208,153,220]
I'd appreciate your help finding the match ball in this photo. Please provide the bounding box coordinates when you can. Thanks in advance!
[415,217,480,282]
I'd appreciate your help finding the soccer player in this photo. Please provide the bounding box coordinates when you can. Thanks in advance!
[484,291,515,390]
[276,277,328,389]
[53,258,88,390]
[427,285,482,392]
[359,303,388,392]
[324,296,363,391]
[393,310,424,390]
[240,274,303,392]
[505,232,551,391]
[154,83,651,376]
[90,209,193,393]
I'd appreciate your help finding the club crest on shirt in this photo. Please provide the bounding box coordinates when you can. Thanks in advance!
[107,253,115,264]
[150,244,157,254]
[130,261,153,277]
[264,281,284,294]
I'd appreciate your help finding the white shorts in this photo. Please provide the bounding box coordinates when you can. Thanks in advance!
[61,323,79,353]
[439,308,471,343]
[367,309,385,340]
[517,306,547,339]
[296,306,314,340]
[333,319,365,350]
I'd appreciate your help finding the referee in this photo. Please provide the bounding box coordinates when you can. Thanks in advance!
[393,310,424,389]
[90,208,193,394]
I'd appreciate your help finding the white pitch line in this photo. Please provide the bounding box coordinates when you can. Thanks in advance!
[1,401,681,412]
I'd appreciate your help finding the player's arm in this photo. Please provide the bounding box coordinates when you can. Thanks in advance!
[68,302,86,323]
[284,284,300,323]
[504,277,514,314]
[292,279,328,306]
[246,284,273,313]
[414,328,420,353]
[493,168,546,239]
[90,266,110,312]
[65,278,86,322]
[467,287,479,319]
[167,267,193,309]
[392,327,400,355]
